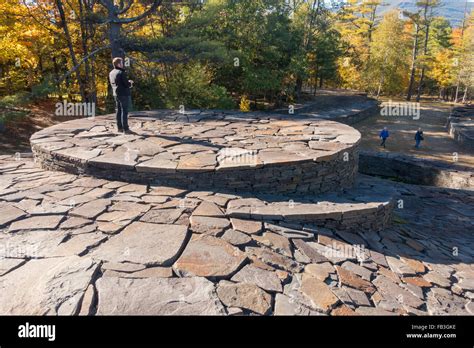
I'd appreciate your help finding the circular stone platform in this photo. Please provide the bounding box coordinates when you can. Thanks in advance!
[31,110,361,194]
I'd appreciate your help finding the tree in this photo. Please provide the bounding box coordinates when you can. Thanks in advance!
[405,10,422,100]
[369,10,410,96]
[454,0,472,102]
[307,26,342,91]
[415,0,441,102]
[97,0,162,58]
[336,0,382,90]
[458,11,474,102]
[429,48,456,100]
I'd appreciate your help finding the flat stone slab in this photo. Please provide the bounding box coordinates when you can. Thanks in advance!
[0,203,26,227]
[1,228,108,259]
[299,274,339,312]
[174,234,247,278]
[231,264,282,292]
[230,218,262,234]
[92,221,188,266]
[0,256,99,315]
[0,258,26,276]
[96,276,225,315]
[274,293,323,315]
[70,199,111,219]
[217,281,272,315]
[8,215,64,232]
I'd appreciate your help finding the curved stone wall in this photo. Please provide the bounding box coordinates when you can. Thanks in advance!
[31,110,361,195]
[359,151,474,190]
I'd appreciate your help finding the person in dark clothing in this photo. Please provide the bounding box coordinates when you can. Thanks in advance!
[415,128,424,148]
[379,127,389,148]
[109,57,133,133]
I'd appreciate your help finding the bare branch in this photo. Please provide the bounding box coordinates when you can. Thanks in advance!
[57,45,111,83]
[112,0,162,24]
[98,0,114,12]
[118,0,133,15]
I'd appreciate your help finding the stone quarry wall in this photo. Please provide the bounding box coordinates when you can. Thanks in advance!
[359,151,474,190]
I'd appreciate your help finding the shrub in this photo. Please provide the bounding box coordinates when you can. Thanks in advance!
[31,76,56,99]
[239,95,251,112]
[0,92,30,108]
[165,63,235,110]
[131,78,166,111]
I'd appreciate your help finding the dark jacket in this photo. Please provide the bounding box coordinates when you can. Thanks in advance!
[109,68,131,97]
[415,131,424,141]
[380,129,389,139]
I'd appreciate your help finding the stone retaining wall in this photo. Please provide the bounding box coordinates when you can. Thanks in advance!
[30,112,362,195]
[33,143,359,195]
[447,106,474,150]
[359,151,474,190]
[333,103,380,125]
[226,198,394,233]
[295,97,380,125]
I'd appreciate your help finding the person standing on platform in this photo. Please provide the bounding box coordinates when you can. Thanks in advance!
[109,57,133,134]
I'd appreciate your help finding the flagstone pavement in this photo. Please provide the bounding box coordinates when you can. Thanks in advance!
[0,154,473,316]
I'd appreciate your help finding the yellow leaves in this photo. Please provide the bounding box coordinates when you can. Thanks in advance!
[337,57,363,90]
[239,95,250,112]
[429,48,456,87]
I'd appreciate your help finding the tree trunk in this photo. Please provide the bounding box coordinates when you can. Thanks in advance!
[52,57,62,98]
[407,23,420,101]
[109,22,124,58]
[416,67,425,102]
[377,72,385,98]
[55,0,86,101]
[462,87,469,103]
[295,0,320,100]
[295,77,303,99]
[365,4,379,68]
[416,4,432,103]
[454,0,469,103]
[78,0,92,102]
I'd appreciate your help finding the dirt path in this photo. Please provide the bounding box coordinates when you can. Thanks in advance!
[0,102,57,155]
[0,101,88,155]
[354,99,474,168]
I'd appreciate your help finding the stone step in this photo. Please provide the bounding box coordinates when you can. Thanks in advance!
[225,175,396,232]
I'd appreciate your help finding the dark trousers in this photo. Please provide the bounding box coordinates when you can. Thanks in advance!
[380,137,387,147]
[115,95,129,131]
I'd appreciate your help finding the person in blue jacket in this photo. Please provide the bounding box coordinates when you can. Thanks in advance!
[415,128,424,148]
[379,127,389,148]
